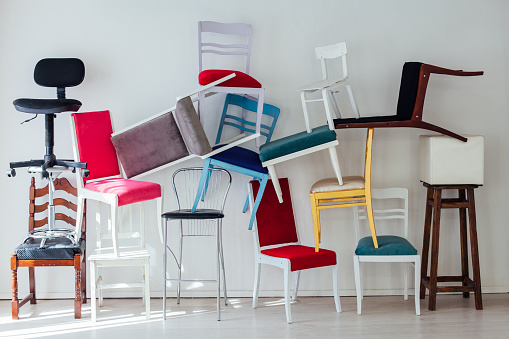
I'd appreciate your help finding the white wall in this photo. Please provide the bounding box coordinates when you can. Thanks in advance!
[0,0,507,299]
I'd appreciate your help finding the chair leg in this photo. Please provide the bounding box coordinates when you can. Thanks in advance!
[321,88,335,130]
[292,271,300,300]
[310,194,321,252]
[266,165,283,203]
[284,263,292,324]
[97,267,103,307]
[353,255,362,315]
[216,223,221,321]
[345,83,360,119]
[219,220,228,305]
[163,218,168,320]
[327,89,342,119]
[11,255,19,320]
[365,191,379,248]
[193,158,212,212]
[29,266,36,304]
[74,254,82,319]
[90,260,97,322]
[332,264,341,313]
[403,262,409,301]
[414,256,421,316]
[177,222,183,304]
[254,89,265,148]
[248,176,269,230]
[328,146,343,186]
[197,91,205,124]
[300,91,312,133]
[252,262,261,309]
[144,260,151,320]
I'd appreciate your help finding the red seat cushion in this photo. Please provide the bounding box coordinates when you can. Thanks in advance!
[199,70,262,88]
[85,178,161,207]
[261,245,337,271]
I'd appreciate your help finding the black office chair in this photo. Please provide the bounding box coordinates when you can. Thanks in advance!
[9,58,88,178]
[8,58,88,247]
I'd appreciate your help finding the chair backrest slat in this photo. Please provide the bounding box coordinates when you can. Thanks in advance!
[215,94,279,146]
[199,21,253,74]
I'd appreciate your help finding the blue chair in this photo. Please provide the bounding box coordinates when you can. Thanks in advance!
[193,94,279,230]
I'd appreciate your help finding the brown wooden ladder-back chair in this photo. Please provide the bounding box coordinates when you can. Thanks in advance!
[334,62,483,142]
[11,177,86,319]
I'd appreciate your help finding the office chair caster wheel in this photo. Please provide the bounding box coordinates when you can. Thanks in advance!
[81,169,90,178]
[7,168,16,177]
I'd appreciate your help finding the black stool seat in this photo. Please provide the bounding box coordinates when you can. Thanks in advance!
[162,209,224,220]
[13,98,82,114]
[14,237,85,261]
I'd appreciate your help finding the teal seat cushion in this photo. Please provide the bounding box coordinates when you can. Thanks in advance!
[355,235,417,256]
[259,125,337,162]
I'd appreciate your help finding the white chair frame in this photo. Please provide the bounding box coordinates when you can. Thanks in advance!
[248,181,341,323]
[198,21,265,148]
[300,41,359,129]
[70,113,162,322]
[353,187,420,315]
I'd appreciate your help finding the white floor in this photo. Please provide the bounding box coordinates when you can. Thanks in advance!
[1,294,508,338]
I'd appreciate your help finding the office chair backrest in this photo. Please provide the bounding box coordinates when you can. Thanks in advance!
[72,110,121,181]
[396,62,423,121]
[34,58,85,96]
[215,94,280,145]
[251,178,298,247]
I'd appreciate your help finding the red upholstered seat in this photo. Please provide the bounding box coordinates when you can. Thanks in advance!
[85,178,161,207]
[199,70,262,88]
[262,245,337,271]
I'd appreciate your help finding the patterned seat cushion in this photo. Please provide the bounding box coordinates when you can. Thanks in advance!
[259,125,337,163]
[14,238,85,260]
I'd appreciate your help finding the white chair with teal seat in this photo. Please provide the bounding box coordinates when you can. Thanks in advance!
[353,187,420,315]
[193,94,279,230]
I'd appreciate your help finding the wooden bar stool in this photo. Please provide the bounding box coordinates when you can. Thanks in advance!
[419,182,483,311]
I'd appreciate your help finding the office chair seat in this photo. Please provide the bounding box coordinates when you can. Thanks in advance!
[13,98,82,114]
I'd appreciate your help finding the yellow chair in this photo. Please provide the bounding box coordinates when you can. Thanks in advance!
[309,128,377,252]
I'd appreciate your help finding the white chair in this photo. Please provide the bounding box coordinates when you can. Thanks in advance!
[70,110,162,321]
[300,41,359,130]
[249,178,341,324]
[353,187,420,315]
[197,21,266,147]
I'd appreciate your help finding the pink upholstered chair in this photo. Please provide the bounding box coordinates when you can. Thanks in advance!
[70,110,162,321]
[249,178,341,323]
[197,21,265,147]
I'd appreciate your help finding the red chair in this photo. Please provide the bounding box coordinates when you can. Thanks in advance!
[249,178,341,323]
[70,110,162,321]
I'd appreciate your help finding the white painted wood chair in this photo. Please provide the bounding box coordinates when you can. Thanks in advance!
[197,21,265,147]
[300,42,359,127]
[70,110,162,322]
[249,178,341,324]
[353,187,420,315]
